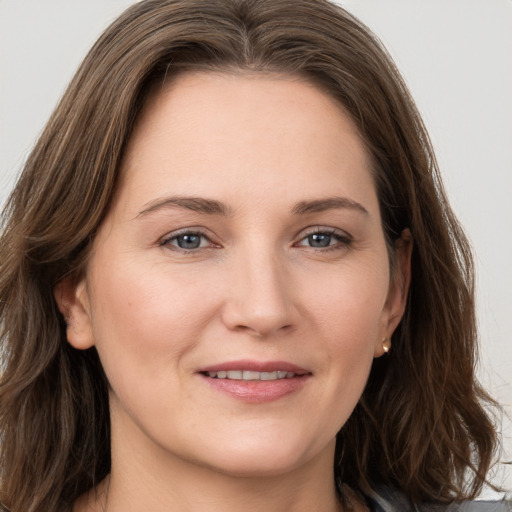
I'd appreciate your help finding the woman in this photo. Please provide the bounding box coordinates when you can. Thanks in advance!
[0,0,509,511]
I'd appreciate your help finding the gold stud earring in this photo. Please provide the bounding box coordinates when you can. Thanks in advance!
[382,337,391,354]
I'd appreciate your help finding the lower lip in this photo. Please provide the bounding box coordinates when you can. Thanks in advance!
[200,374,310,403]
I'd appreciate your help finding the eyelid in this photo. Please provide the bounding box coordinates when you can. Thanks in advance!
[294,226,353,248]
[159,227,220,251]
[158,225,352,252]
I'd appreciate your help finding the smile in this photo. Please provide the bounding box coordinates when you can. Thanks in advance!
[199,361,311,403]
[205,370,297,380]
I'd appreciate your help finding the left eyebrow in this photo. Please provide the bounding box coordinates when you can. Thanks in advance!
[292,197,369,216]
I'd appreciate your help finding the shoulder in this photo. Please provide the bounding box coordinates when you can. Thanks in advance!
[367,487,512,512]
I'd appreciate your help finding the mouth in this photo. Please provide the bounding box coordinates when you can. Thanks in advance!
[198,360,311,403]
[202,370,303,380]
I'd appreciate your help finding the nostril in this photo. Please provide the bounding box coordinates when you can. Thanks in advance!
[230,321,294,337]
[219,267,297,336]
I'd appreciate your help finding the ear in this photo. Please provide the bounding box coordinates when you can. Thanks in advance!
[54,275,95,350]
[374,229,413,357]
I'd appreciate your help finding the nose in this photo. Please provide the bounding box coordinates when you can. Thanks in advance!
[221,249,297,337]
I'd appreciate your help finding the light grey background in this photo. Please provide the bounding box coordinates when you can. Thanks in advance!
[1,0,510,496]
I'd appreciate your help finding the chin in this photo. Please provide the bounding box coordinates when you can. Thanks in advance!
[186,434,330,479]
[204,454,308,479]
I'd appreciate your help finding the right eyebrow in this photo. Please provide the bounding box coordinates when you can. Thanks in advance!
[134,196,231,219]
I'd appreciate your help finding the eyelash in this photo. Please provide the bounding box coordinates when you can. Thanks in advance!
[160,229,217,252]
[160,227,353,253]
[295,227,353,251]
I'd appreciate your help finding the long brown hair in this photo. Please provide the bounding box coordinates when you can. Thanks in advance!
[0,1,500,510]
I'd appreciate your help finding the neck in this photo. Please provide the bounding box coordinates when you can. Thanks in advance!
[108,463,343,512]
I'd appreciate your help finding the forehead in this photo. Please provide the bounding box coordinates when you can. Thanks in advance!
[116,71,377,215]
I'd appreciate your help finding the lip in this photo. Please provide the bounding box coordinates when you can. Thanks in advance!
[199,359,309,374]
[198,360,311,404]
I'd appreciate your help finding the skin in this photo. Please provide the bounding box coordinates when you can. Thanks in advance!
[57,72,411,512]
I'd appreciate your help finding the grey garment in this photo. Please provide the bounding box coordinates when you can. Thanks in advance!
[368,487,512,512]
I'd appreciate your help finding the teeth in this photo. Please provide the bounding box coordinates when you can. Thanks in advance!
[243,370,262,380]
[206,370,298,380]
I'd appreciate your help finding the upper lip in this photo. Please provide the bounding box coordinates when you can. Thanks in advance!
[198,360,310,375]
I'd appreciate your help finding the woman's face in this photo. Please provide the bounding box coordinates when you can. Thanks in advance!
[60,72,409,478]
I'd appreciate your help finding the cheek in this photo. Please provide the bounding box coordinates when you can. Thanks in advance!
[303,262,388,403]
[308,260,389,342]
[86,257,219,386]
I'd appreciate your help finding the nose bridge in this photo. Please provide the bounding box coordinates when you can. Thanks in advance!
[222,241,295,336]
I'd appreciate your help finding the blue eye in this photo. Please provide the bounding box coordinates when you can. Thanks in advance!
[297,229,352,249]
[162,231,211,250]
[175,233,203,249]
[307,233,333,248]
